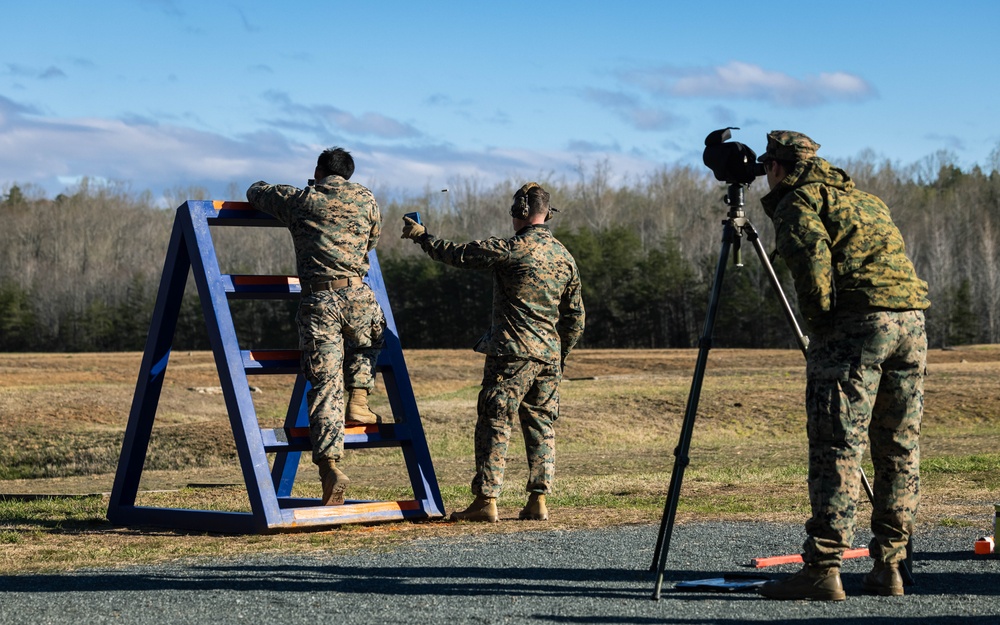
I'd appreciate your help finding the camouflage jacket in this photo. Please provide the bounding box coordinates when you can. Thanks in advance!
[246,175,381,283]
[418,224,585,365]
[760,157,930,333]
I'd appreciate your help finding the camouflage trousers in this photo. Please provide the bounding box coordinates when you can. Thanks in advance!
[802,309,926,567]
[471,357,562,498]
[296,284,386,464]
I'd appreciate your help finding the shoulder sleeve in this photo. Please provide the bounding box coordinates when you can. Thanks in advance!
[246,181,300,225]
[367,192,381,252]
[558,262,586,360]
[772,187,834,328]
[419,234,511,269]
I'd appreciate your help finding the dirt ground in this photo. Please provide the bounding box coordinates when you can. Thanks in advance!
[1,346,998,574]
[1,345,997,498]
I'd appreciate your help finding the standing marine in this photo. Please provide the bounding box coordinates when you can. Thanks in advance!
[754,131,930,601]
[246,147,386,506]
[401,182,586,522]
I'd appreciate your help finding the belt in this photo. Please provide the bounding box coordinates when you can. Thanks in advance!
[300,276,363,295]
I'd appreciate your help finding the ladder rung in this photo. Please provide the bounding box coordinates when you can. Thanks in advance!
[207,201,285,227]
[242,350,301,374]
[345,423,406,447]
[261,424,407,452]
[223,275,302,299]
[288,499,421,523]
[243,349,390,375]
[260,426,310,451]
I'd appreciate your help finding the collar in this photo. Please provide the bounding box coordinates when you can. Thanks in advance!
[515,223,551,236]
[312,175,349,188]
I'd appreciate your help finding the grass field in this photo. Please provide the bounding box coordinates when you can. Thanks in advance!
[1,346,999,574]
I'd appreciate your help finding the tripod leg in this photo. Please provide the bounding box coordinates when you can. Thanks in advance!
[651,223,735,600]
[859,466,874,502]
[745,222,808,356]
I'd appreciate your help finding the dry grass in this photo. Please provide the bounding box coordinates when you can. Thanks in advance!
[1,346,999,574]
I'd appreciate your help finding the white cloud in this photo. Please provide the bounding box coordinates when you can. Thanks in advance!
[0,93,663,206]
[581,87,684,132]
[6,64,67,80]
[260,90,422,140]
[619,61,876,107]
[0,96,311,201]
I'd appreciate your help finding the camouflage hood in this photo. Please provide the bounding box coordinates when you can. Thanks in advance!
[757,155,929,331]
[760,157,854,219]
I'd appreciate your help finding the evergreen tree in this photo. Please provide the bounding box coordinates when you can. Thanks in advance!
[0,281,37,351]
[947,279,979,346]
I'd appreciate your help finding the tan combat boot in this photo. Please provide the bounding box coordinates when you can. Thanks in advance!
[318,458,350,506]
[757,564,846,601]
[518,492,549,521]
[346,389,381,425]
[449,495,498,522]
[862,561,904,596]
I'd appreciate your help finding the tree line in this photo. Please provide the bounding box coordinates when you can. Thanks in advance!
[1,149,998,353]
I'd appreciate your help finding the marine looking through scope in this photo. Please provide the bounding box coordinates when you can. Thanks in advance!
[702,127,765,185]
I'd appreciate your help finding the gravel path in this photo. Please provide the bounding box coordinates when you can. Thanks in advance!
[2,522,998,624]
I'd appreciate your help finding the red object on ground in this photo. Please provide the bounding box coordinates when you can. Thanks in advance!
[751,548,870,568]
[974,536,994,555]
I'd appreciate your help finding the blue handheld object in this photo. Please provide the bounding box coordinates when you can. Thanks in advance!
[403,211,422,224]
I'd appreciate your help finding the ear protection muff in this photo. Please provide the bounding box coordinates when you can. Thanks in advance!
[510,182,540,219]
[510,193,530,219]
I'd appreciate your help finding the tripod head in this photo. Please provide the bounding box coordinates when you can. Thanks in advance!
[703,127,764,228]
[723,182,747,223]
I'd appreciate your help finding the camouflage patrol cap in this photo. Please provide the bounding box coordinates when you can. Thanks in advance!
[757,130,821,163]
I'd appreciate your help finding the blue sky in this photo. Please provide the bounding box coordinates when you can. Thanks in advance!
[1,1,997,205]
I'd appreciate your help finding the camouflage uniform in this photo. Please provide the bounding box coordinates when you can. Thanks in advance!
[247,175,386,464]
[759,131,930,568]
[416,225,585,497]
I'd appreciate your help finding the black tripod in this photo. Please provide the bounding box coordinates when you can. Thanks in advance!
[648,182,902,599]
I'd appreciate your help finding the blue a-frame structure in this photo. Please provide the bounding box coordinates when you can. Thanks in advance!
[107,200,444,533]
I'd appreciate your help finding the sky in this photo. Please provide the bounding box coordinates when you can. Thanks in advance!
[2,0,998,206]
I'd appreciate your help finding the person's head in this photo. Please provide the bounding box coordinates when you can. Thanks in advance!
[757,130,820,189]
[315,147,355,180]
[510,182,554,225]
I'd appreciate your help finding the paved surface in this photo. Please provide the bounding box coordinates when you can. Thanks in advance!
[2,522,998,624]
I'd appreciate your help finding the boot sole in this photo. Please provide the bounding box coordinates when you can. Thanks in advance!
[449,514,498,523]
[758,581,846,601]
[345,418,379,426]
[449,508,499,522]
[345,412,382,425]
[321,474,350,506]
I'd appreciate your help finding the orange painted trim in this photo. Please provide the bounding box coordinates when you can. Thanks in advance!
[345,424,379,435]
[246,350,301,362]
[212,200,253,211]
[231,275,300,286]
[287,424,377,437]
[291,499,420,521]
